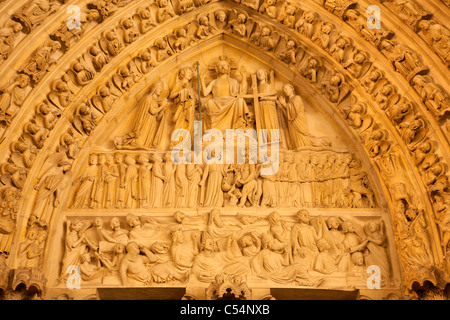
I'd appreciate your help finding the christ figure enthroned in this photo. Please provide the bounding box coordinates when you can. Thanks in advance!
[200,59,250,131]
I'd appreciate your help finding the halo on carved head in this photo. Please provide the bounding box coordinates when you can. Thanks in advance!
[208,56,238,75]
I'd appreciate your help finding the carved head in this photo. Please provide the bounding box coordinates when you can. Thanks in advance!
[106,31,118,42]
[73,62,84,72]
[172,230,185,244]
[256,69,267,81]
[380,39,394,51]
[87,154,98,166]
[327,154,336,163]
[208,209,224,227]
[336,37,348,48]
[286,40,296,49]
[215,10,227,22]
[418,141,432,153]
[114,243,126,255]
[98,153,107,165]
[202,237,215,252]
[179,67,194,81]
[261,27,271,36]
[199,16,210,26]
[122,18,134,29]
[114,153,124,163]
[321,23,333,34]
[81,253,92,264]
[37,229,47,243]
[330,75,342,86]
[12,22,23,33]
[139,8,152,19]
[418,20,430,31]
[368,70,382,82]
[308,58,318,68]
[126,241,140,255]
[406,208,419,221]
[351,252,364,266]
[151,242,170,254]
[174,211,186,223]
[412,75,426,87]
[341,220,355,233]
[316,238,330,252]
[110,217,121,230]
[268,211,281,225]
[126,214,141,228]
[215,274,225,285]
[17,74,30,88]
[151,153,163,163]
[310,154,319,165]
[297,209,311,223]
[94,217,103,228]
[158,0,168,7]
[354,53,366,64]
[124,155,136,166]
[366,221,379,233]
[430,163,443,176]
[282,83,294,97]
[344,9,358,20]
[240,235,253,247]
[326,216,341,230]
[139,49,152,62]
[237,13,247,23]
[58,160,72,172]
[215,60,231,75]
[261,233,275,249]
[106,154,115,166]
[285,5,296,15]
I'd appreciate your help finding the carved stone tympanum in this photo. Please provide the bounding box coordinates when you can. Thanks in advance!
[0,0,448,301]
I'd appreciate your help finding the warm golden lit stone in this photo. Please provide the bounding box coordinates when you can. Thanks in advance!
[0,0,448,301]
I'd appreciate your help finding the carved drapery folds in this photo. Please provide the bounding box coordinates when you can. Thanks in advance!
[0,0,448,300]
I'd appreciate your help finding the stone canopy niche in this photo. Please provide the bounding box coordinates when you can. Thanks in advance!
[2,0,448,301]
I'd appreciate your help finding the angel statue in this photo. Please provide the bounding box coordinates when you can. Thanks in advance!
[170,66,197,149]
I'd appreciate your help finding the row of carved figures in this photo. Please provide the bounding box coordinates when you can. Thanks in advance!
[1,0,448,137]
[0,0,446,197]
[1,0,448,69]
[54,210,394,287]
[68,151,377,210]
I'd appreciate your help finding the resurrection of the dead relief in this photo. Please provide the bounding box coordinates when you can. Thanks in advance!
[0,0,448,300]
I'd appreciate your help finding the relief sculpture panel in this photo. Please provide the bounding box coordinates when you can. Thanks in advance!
[0,0,448,300]
[55,210,395,291]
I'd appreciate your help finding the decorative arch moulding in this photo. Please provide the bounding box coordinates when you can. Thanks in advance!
[0,0,448,301]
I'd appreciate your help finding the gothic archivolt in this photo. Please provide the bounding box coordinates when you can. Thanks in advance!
[0,0,448,300]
